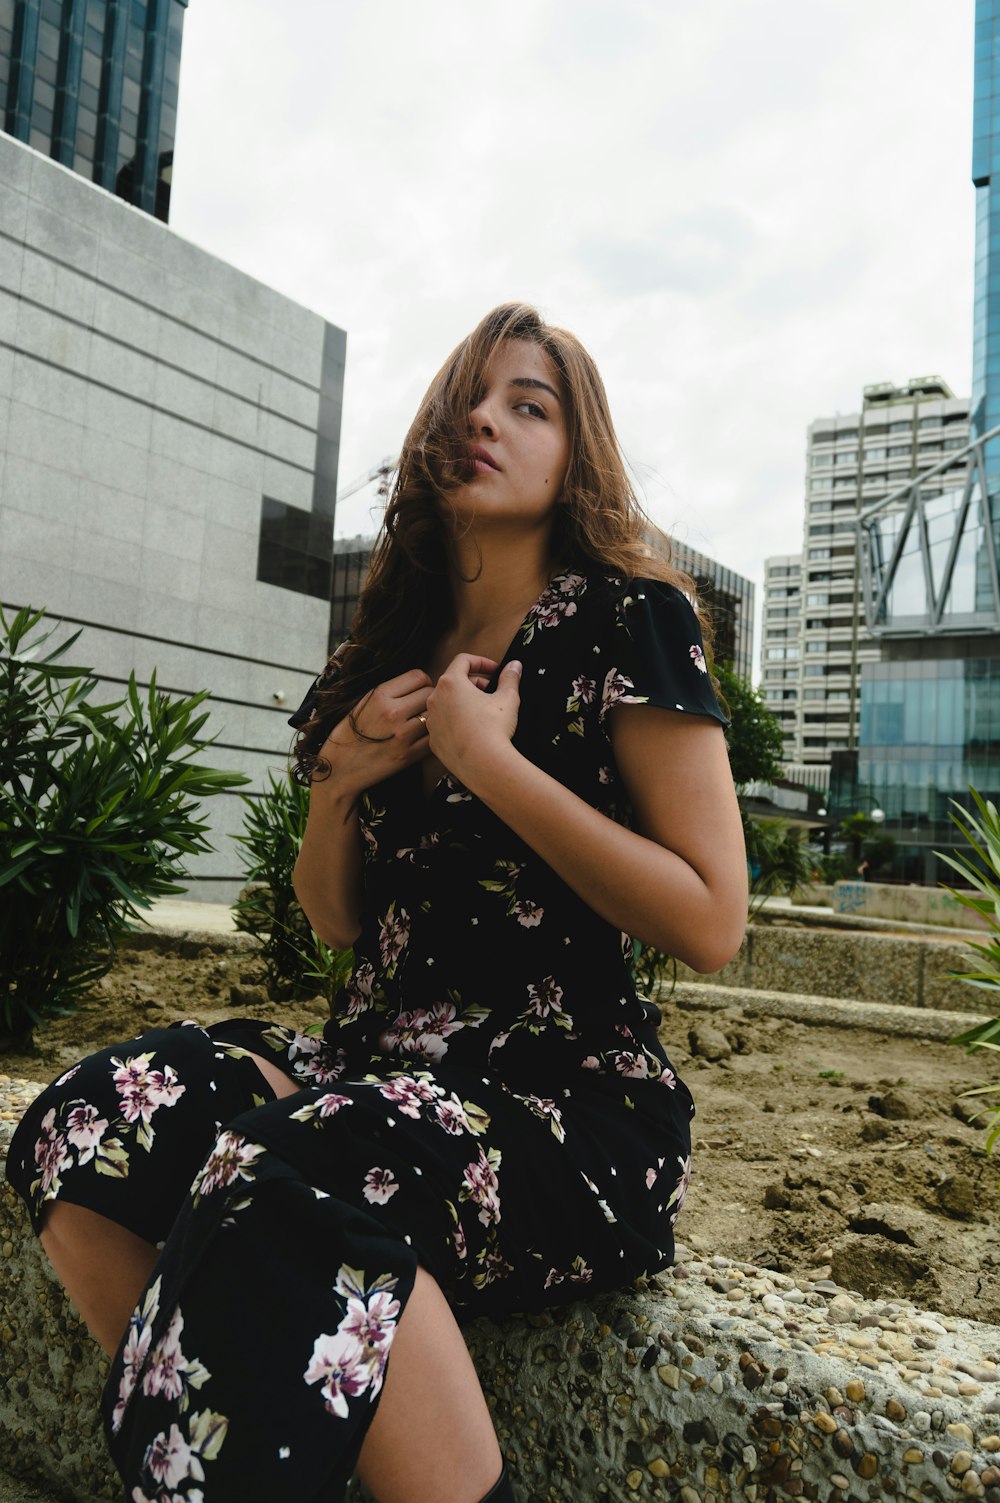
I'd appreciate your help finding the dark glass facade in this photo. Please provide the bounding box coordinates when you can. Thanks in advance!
[330,542,370,652]
[845,655,1000,884]
[669,540,755,681]
[1,0,187,222]
[258,499,334,604]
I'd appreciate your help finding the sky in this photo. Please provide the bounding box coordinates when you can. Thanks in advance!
[168,0,976,657]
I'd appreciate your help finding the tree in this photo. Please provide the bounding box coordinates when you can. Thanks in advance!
[714,664,785,790]
[838,812,896,877]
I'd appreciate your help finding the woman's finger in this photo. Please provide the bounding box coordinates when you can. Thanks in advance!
[443,653,499,680]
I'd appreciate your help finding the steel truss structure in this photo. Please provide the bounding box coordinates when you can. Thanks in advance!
[857,424,1000,636]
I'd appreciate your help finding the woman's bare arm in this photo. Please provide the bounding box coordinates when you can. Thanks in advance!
[425,658,747,972]
[292,669,436,948]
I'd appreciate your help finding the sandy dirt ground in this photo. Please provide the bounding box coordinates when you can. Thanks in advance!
[5,938,1000,1329]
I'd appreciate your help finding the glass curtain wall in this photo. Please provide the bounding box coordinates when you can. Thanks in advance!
[1,0,186,221]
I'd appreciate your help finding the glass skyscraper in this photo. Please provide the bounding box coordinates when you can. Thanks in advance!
[827,0,1000,882]
[0,0,187,222]
[973,0,1000,458]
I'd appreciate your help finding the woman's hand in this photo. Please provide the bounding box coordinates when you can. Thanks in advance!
[424,655,517,784]
[317,669,434,802]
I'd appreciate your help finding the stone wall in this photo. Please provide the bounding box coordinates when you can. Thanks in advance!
[830,885,987,932]
[676,926,985,1014]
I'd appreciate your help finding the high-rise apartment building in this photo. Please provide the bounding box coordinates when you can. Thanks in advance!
[759,554,801,754]
[762,379,970,776]
[1,0,186,221]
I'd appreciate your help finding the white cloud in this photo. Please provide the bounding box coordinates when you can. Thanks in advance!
[169,0,976,655]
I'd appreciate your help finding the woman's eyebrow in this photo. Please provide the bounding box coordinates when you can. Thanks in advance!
[508,377,561,404]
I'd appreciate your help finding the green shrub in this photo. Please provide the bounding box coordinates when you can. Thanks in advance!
[940,790,1000,1153]
[0,605,248,1039]
[232,771,353,1004]
[745,816,814,917]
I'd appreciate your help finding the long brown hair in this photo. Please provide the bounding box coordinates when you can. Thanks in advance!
[293,302,708,782]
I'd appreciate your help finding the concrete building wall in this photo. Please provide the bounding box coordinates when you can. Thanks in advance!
[0,134,346,899]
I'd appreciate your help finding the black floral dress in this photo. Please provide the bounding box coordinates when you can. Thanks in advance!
[6,569,727,1503]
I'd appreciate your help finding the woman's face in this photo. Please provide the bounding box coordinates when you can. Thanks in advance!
[449,339,570,533]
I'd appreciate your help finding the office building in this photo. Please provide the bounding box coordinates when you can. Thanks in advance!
[0,133,346,896]
[835,0,1000,883]
[328,533,754,678]
[761,380,970,778]
[1,0,187,222]
[670,538,755,681]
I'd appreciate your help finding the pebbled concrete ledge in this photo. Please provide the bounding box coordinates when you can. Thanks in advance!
[4,1076,1000,1503]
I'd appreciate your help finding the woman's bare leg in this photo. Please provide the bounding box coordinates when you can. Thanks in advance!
[357,1266,503,1503]
[39,1053,301,1356]
[40,1203,159,1356]
[37,1064,502,1501]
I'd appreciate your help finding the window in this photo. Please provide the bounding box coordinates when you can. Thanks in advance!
[888,421,911,434]
[864,447,887,461]
[257,499,333,600]
[806,641,827,654]
[808,548,831,561]
[835,429,858,442]
[807,593,828,606]
[804,689,824,700]
[835,451,858,466]
[766,648,788,660]
[810,477,834,493]
[918,416,942,429]
[805,666,825,677]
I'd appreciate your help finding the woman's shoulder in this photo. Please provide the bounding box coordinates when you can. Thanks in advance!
[575,568,697,625]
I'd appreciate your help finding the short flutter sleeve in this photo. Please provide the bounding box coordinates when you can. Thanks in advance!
[599,578,729,728]
[287,641,349,730]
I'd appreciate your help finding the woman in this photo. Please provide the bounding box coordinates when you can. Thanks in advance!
[7,303,747,1503]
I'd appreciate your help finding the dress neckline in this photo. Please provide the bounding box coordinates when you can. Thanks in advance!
[412,566,581,808]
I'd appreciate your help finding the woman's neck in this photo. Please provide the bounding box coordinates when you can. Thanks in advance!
[448,534,555,637]
[434,529,559,668]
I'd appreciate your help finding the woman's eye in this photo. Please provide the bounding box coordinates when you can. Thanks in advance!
[514,400,546,418]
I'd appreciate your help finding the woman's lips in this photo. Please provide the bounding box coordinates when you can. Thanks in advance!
[469,446,500,473]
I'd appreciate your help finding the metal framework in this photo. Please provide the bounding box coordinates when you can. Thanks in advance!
[857,424,1000,636]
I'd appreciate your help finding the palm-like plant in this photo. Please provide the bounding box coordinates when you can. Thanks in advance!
[0,606,248,1038]
[939,790,1000,1150]
[232,771,353,1005]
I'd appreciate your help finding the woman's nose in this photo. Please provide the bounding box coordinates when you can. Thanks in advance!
[469,396,497,437]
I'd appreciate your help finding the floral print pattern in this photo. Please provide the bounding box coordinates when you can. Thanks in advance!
[6,568,727,1502]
